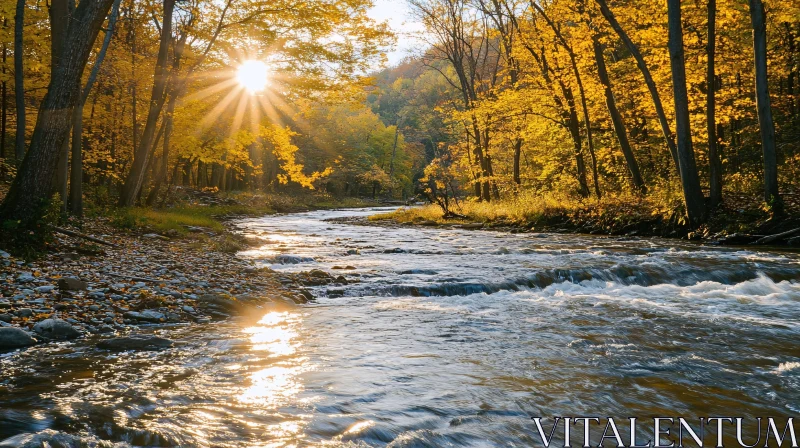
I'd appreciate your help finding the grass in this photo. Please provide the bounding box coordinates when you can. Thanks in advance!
[370,190,690,235]
[109,204,273,235]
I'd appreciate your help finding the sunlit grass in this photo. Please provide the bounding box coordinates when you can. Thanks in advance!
[371,190,682,232]
[109,205,272,234]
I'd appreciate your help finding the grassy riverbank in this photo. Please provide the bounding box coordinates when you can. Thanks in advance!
[370,191,800,244]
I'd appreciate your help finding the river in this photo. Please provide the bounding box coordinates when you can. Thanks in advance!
[1,207,799,447]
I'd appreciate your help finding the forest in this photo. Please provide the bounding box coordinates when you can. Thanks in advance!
[0,0,798,251]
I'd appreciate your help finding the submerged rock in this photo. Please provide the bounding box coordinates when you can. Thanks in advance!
[33,319,82,340]
[0,327,36,349]
[97,335,174,351]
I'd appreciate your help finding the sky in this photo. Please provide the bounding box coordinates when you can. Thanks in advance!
[368,0,426,67]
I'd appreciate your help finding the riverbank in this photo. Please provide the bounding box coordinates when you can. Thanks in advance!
[367,191,800,246]
[0,190,376,351]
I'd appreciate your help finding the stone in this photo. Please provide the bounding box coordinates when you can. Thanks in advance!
[16,308,33,317]
[0,301,11,309]
[16,272,35,283]
[123,310,165,323]
[58,277,88,291]
[33,319,82,340]
[0,327,36,349]
[88,305,101,311]
[88,291,105,300]
[34,285,55,293]
[0,314,11,323]
[182,305,195,313]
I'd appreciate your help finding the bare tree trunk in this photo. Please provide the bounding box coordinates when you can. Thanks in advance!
[667,0,706,225]
[1,35,6,161]
[69,0,121,217]
[512,138,522,185]
[593,38,645,192]
[595,0,679,172]
[707,0,722,208]
[50,0,72,212]
[119,0,175,206]
[748,0,780,210]
[13,0,25,163]
[0,0,116,228]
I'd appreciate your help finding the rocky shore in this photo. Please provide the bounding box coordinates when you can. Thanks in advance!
[0,218,316,352]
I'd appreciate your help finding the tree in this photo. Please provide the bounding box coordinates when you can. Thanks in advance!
[0,0,116,229]
[707,0,722,208]
[13,0,24,163]
[667,0,706,224]
[594,0,679,171]
[69,0,122,216]
[118,0,175,207]
[748,0,780,211]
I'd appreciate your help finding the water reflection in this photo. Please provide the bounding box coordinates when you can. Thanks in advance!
[239,311,312,445]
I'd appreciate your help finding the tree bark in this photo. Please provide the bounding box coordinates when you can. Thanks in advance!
[748,0,780,209]
[595,0,679,172]
[0,0,116,227]
[69,0,121,217]
[119,0,175,206]
[50,0,72,211]
[667,0,706,225]
[707,0,722,208]
[593,38,645,192]
[13,0,25,163]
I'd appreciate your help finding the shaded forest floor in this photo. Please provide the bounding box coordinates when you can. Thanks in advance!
[368,190,800,246]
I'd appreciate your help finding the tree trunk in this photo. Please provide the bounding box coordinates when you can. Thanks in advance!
[512,138,522,185]
[1,37,6,161]
[145,96,175,206]
[119,0,175,206]
[667,0,706,225]
[560,83,590,197]
[593,38,645,192]
[50,0,72,212]
[69,0,121,217]
[13,0,25,163]
[595,0,679,172]
[0,0,116,228]
[707,0,722,208]
[748,0,780,209]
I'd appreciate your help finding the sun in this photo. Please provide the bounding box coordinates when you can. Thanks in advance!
[237,60,269,93]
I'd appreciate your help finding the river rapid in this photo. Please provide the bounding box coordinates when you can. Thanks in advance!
[1,207,799,447]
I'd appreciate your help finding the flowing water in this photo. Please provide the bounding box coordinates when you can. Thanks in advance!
[2,207,800,447]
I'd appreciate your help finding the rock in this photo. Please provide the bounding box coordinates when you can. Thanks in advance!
[123,310,165,323]
[33,319,82,340]
[58,277,88,291]
[88,305,101,311]
[143,233,170,241]
[0,314,11,323]
[182,305,195,313]
[15,308,33,317]
[0,250,9,258]
[197,293,240,311]
[0,327,36,349]
[460,222,484,230]
[35,285,55,293]
[88,291,106,300]
[0,301,11,309]
[97,335,173,351]
[16,272,35,283]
